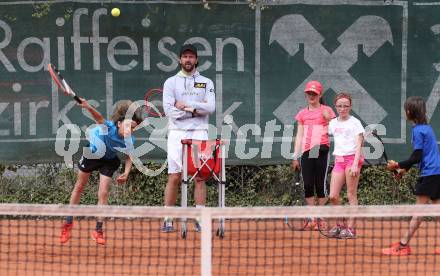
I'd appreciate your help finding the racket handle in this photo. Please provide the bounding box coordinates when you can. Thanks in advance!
[73,96,82,103]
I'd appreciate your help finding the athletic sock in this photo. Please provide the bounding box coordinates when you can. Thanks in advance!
[195,205,205,223]
[164,206,173,224]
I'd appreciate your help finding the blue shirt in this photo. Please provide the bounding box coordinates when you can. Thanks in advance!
[88,120,135,160]
[412,124,440,176]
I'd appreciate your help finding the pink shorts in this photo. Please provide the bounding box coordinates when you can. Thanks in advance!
[333,155,364,173]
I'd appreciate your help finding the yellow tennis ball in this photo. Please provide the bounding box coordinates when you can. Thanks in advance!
[111,8,120,17]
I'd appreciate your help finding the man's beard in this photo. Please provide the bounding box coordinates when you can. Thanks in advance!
[181,63,195,73]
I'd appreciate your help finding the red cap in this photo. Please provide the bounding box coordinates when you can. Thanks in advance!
[304,81,323,95]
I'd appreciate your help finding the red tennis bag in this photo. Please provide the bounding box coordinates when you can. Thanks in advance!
[181,139,222,179]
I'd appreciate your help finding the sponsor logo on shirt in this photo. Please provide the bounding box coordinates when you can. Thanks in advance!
[194,82,206,88]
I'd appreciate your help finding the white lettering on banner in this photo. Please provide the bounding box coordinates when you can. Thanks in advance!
[57,36,65,70]
[54,124,81,168]
[426,23,440,121]
[157,36,178,72]
[0,103,10,136]
[0,8,244,73]
[13,102,21,136]
[426,63,440,120]
[0,6,246,139]
[90,8,108,70]
[216,38,244,72]
[307,125,325,159]
[71,8,89,71]
[17,37,50,72]
[235,124,261,160]
[107,36,139,71]
[261,119,281,158]
[52,119,389,174]
[0,20,15,72]
[280,125,295,159]
[83,124,107,160]
[215,74,243,134]
[29,101,50,135]
[114,100,168,176]
[51,80,77,134]
[363,124,386,160]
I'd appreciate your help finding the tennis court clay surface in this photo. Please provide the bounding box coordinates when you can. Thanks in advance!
[1,218,439,275]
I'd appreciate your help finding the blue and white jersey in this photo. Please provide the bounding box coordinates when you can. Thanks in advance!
[163,70,215,130]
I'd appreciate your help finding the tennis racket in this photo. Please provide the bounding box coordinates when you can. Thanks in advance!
[284,169,316,231]
[364,130,407,178]
[364,129,415,197]
[315,163,349,239]
[47,63,82,104]
[144,88,164,117]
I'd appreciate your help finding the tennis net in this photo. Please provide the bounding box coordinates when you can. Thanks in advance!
[0,204,440,275]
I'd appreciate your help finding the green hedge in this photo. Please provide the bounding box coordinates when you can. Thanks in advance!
[0,163,418,206]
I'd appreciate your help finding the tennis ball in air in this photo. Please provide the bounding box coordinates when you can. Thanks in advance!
[111,8,120,17]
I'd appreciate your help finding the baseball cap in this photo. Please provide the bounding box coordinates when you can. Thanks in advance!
[179,44,198,57]
[304,80,323,95]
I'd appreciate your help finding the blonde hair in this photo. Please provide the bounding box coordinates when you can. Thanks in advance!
[110,100,143,125]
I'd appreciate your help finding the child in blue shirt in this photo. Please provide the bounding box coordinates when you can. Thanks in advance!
[60,98,143,245]
[383,96,440,256]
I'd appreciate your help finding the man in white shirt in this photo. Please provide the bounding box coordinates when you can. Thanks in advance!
[162,44,215,232]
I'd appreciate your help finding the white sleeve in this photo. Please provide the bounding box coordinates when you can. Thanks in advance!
[353,118,365,135]
[163,78,192,119]
[186,80,215,115]
[328,119,335,135]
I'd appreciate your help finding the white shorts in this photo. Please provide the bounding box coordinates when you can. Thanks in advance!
[167,129,208,174]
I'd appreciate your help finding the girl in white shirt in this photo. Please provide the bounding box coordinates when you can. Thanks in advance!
[327,92,365,239]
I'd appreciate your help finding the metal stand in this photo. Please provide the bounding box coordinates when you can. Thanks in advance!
[180,139,226,239]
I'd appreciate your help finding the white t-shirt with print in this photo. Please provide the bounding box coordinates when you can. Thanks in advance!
[328,116,365,156]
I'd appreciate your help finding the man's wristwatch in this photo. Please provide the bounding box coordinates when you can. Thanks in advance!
[292,153,300,161]
[192,109,197,117]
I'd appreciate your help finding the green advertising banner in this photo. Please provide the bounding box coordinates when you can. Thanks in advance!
[0,0,439,166]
